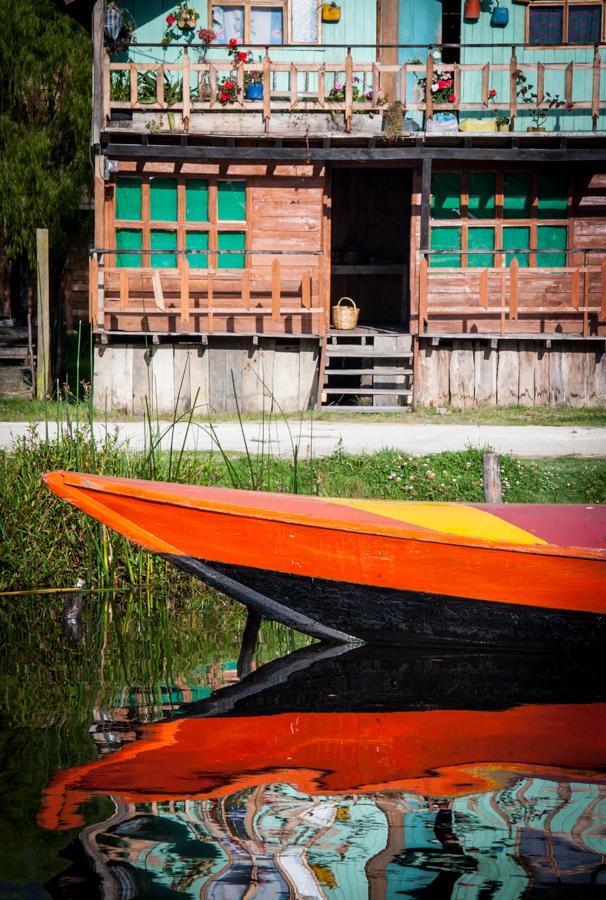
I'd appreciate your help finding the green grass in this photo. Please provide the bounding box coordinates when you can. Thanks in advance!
[1,396,605,426]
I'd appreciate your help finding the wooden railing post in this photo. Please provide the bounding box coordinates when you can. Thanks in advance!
[157,64,165,107]
[180,256,190,324]
[583,253,590,336]
[592,44,601,131]
[481,63,489,107]
[102,50,111,126]
[129,62,138,108]
[509,46,518,130]
[89,255,98,326]
[119,270,129,309]
[271,258,281,321]
[418,255,428,334]
[263,47,271,131]
[345,47,353,132]
[290,63,298,109]
[207,273,214,334]
[509,257,519,320]
[565,61,573,110]
[399,63,408,113]
[242,270,250,310]
[302,270,311,308]
[425,50,434,120]
[536,61,545,106]
[182,47,191,130]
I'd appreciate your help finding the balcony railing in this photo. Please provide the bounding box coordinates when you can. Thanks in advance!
[103,42,606,133]
[418,250,606,337]
[89,252,326,336]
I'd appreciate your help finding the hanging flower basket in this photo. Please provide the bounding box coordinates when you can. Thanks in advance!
[104,3,136,53]
[162,3,201,45]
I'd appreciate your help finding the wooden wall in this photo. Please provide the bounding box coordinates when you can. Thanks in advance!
[101,162,327,336]
[416,339,606,408]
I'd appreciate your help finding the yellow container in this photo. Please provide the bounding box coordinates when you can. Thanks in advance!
[459,118,498,133]
[322,3,341,23]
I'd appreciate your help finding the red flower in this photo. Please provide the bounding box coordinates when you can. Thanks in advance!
[448,94,457,103]
[488,88,497,97]
[229,37,238,45]
[220,91,229,101]
[238,51,247,62]
[166,13,176,24]
[224,80,233,89]
[437,79,452,90]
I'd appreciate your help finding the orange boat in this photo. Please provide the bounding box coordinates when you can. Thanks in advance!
[43,471,606,647]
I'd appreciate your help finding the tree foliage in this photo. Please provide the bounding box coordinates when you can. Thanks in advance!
[0,0,92,266]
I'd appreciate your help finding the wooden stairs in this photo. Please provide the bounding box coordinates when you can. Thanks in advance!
[318,328,413,411]
[0,321,34,398]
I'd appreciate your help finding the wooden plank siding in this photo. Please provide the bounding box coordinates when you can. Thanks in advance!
[95,163,328,336]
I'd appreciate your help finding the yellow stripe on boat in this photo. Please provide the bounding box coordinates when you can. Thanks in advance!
[329,500,548,546]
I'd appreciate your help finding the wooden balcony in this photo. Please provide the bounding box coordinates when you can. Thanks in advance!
[102,43,606,136]
[417,256,606,338]
[89,258,326,337]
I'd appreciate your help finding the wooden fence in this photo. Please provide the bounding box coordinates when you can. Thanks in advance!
[104,45,606,132]
[89,258,326,335]
[418,256,606,337]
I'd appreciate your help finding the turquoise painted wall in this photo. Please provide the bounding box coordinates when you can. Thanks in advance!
[399,0,442,61]
[459,1,605,131]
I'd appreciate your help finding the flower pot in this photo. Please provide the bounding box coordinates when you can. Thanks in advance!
[491,5,509,27]
[497,123,510,132]
[246,83,263,101]
[322,3,341,22]
[527,126,546,132]
[459,117,498,133]
[464,0,481,21]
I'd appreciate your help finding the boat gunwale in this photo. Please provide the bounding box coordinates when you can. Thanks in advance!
[45,470,606,563]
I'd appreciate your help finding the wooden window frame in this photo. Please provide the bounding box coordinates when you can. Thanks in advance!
[112,175,248,270]
[525,0,605,47]
[429,169,570,268]
[209,0,292,45]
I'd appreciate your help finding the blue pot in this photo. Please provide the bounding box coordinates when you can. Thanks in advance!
[246,83,263,100]
[491,5,509,26]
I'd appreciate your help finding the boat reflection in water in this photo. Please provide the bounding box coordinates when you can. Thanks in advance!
[41,645,606,898]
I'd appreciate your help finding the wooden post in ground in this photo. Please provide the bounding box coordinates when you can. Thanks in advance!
[36,228,50,399]
[483,452,502,503]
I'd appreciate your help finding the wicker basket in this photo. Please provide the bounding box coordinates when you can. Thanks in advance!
[332,296,359,330]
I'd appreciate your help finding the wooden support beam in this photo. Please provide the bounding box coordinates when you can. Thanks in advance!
[36,229,50,399]
[601,259,606,322]
[263,48,271,131]
[565,62,573,108]
[418,256,428,334]
[272,258,281,321]
[583,265,590,337]
[242,269,250,309]
[509,46,518,129]
[92,0,105,140]
[207,273,214,334]
[500,265,506,335]
[152,270,165,310]
[571,268,580,309]
[509,257,518,320]
[479,268,488,309]
[419,157,432,253]
[345,48,353,133]
[592,45,601,131]
[425,51,434,120]
[89,256,98,325]
[182,48,191,131]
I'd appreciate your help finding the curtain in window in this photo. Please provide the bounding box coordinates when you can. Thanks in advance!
[528,6,564,44]
[212,6,245,44]
[568,5,602,42]
[250,7,284,44]
[291,0,319,42]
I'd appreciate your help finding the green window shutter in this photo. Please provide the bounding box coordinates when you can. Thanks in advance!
[185,179,209,222]
[537,225,566,267]
[151,230,177,268]
[116,229,142,267]
[218,231,245,268]
[538,173,568,220]
[186,232,209,269]
[430,227,461,267]
[218,181,246,221]
[504,173,531,219]
[115,178,142,221]
[468,173,496,220]
[150,177,178,222]
[502,226,530,267]
[468,227,495,267]
[431,173,461,220]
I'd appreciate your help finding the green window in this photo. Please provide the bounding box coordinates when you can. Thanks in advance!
[186,232,209,269]
[218,231,245,268]
[468,173,496,220]
[151,230,177,268]
[431,173,461,220]
[218,181,246,221]
[504,173,531,219]
[186,179,209,222]
[538,173,568,220]
[150,178,178,222]
[537,225,567,267]
[430,227,461,267]
[503,227,530,267]
[468,227,495,267]
[115,178,142,221]
[116,229,142,267]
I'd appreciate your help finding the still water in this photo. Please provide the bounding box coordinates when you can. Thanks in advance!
[1,592,605,898]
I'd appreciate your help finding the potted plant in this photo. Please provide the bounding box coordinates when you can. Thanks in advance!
[459,87,500,132]
[514,70,567,131]
[496,113,510,132]
[322,2,341,22]
[104,2,136,54]
[162,3,200,46]
[416,65,457,132]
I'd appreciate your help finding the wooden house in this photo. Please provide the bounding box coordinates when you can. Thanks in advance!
[78,0,606,412]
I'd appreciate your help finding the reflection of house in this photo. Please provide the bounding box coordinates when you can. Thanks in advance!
[55,779,606,897]
[64,1,606,412]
